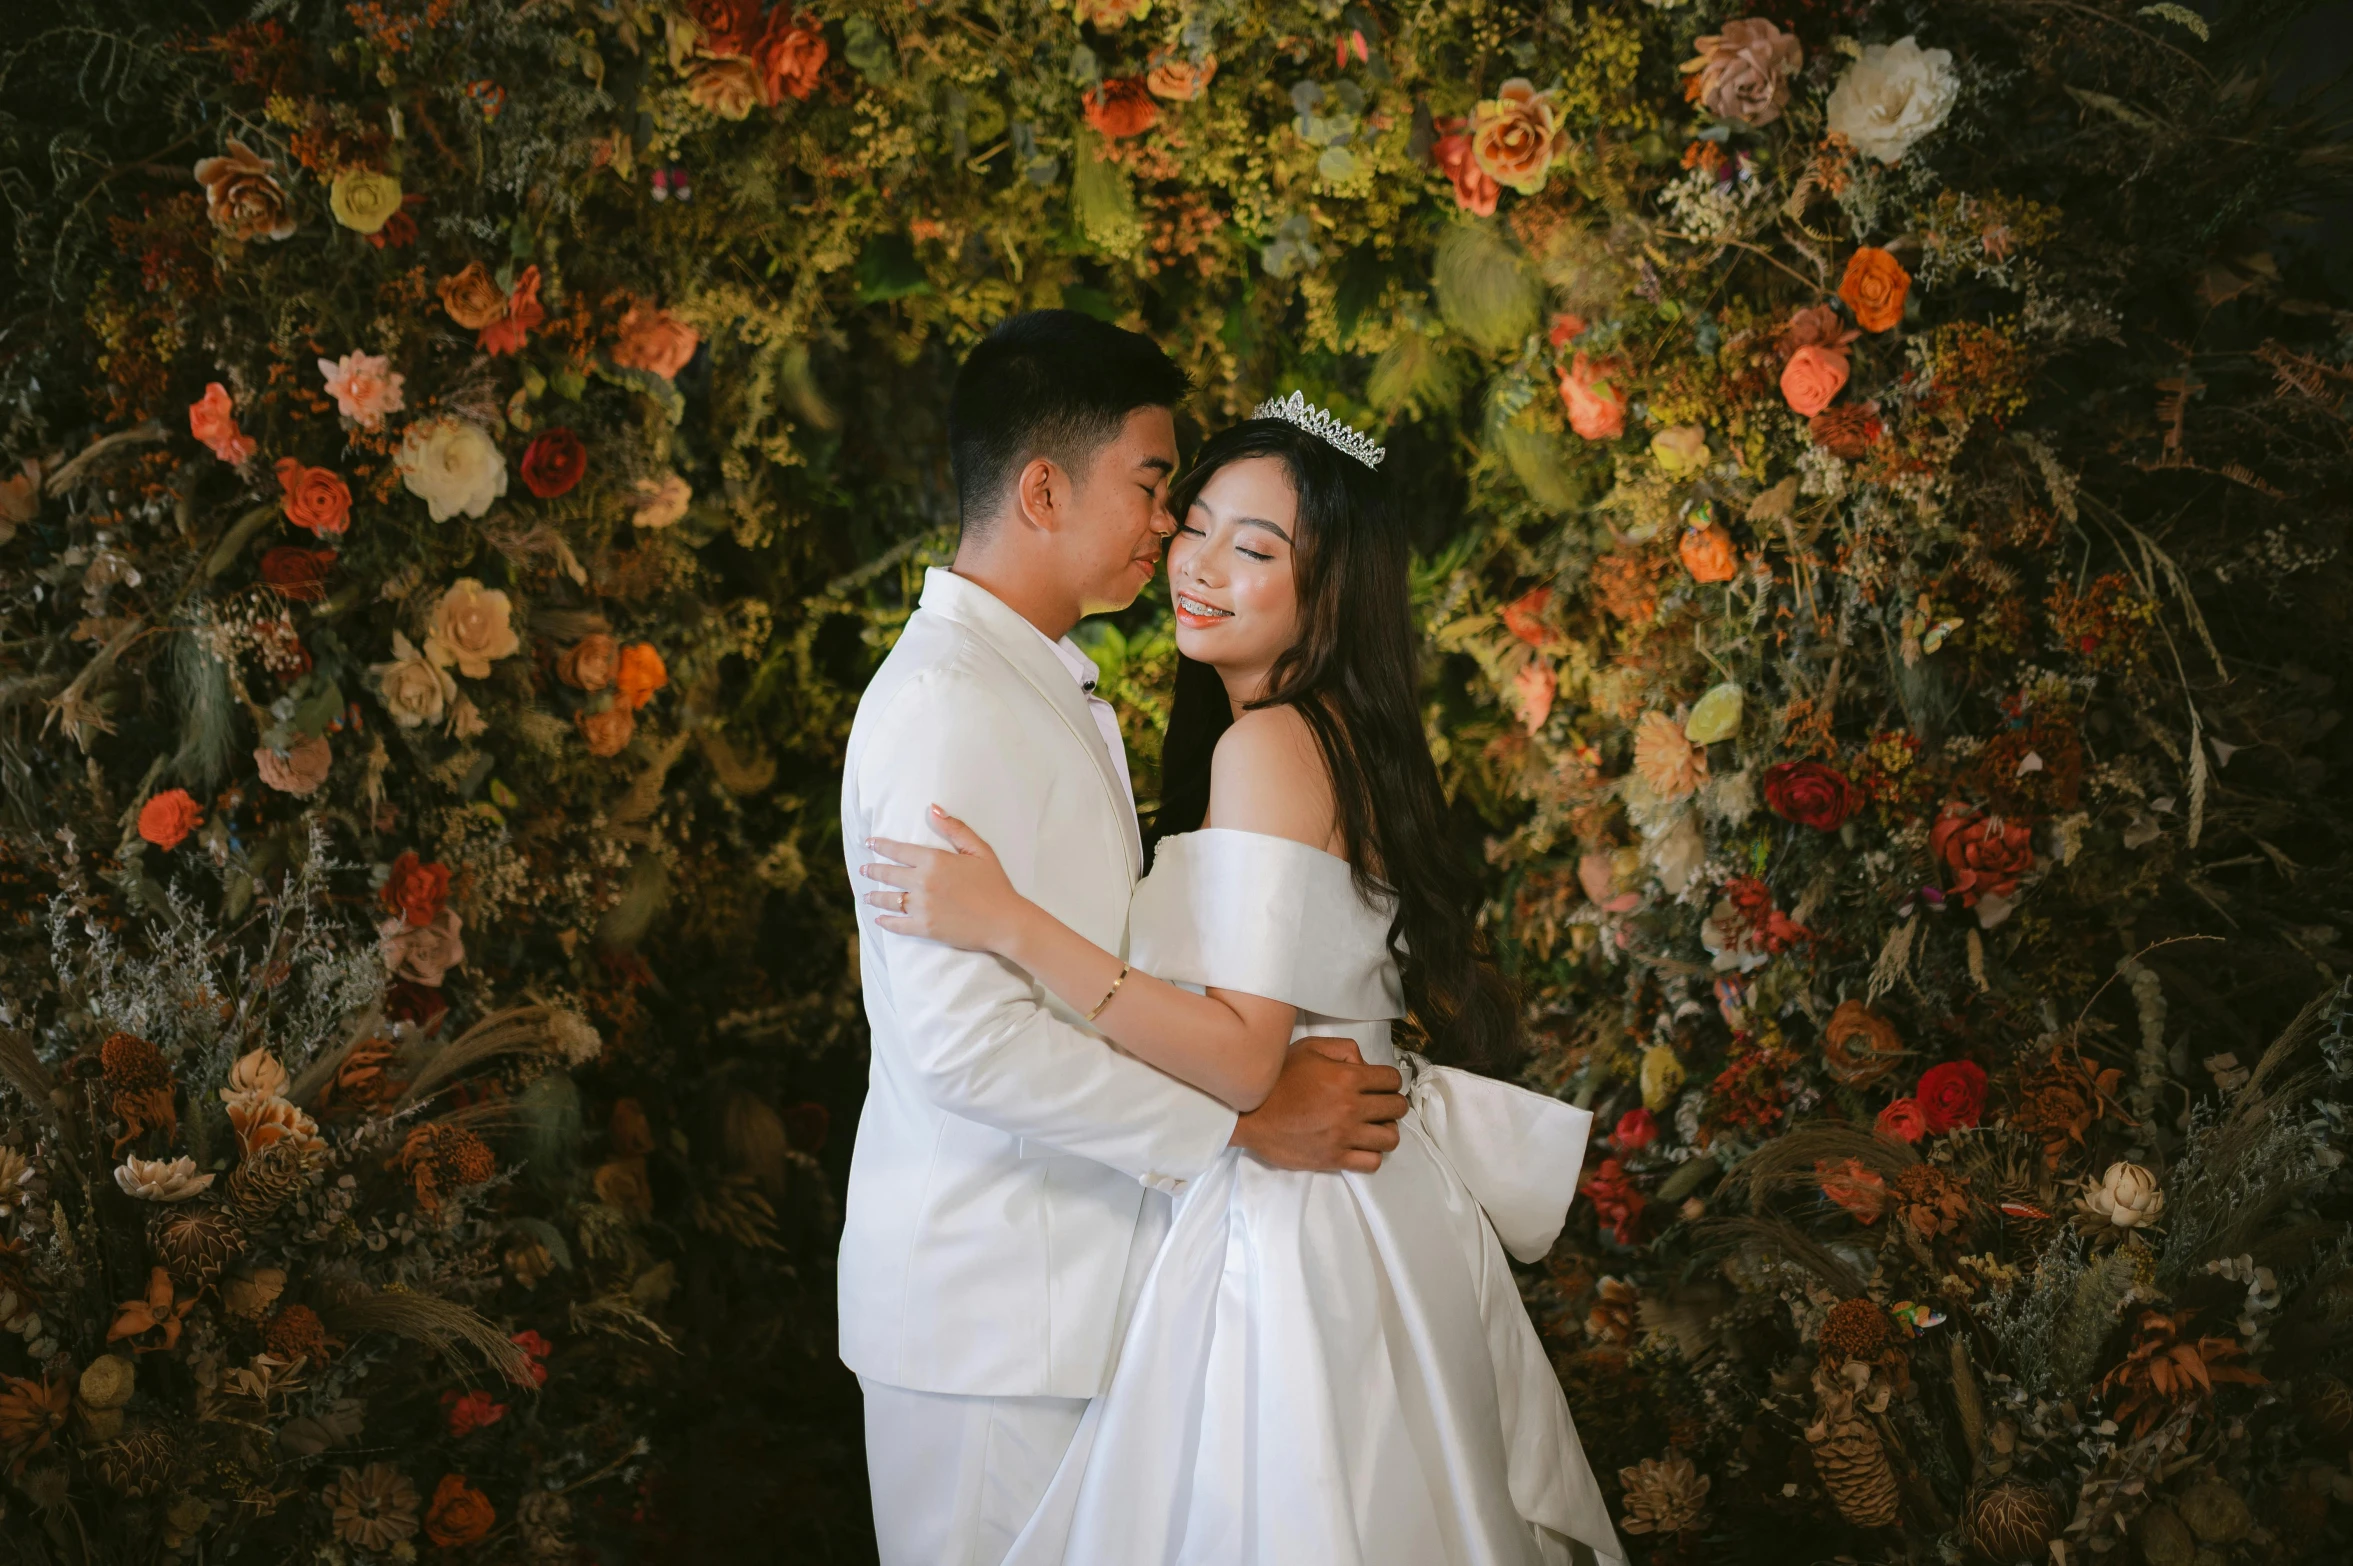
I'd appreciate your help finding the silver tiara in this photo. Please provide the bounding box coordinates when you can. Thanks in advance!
[1251,390,1386,470]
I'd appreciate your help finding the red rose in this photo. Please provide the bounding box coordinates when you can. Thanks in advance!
[1930,802,2037,905]
[382,851,451,927]
[686,0,764,56]
[1082,78,1159,139]
[1579,1157,1646,1247]
[1611,1107,1658,1153]
[1875,1097,1928,1143]
[440,1388,509,1438]
[1762,761,1863,831]
[756,9,828,104]
[385,979,449,1032]
[1916,1060,1988,1133]
[520,427,586,498]
[139,789,204,850]
[259,546,338,602]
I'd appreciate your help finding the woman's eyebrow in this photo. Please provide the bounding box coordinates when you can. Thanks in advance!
[1235,516,1292,544]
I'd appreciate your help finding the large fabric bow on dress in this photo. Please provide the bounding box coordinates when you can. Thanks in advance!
[1398,1051,1594,1263]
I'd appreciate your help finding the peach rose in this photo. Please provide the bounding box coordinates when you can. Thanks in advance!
[611,303,700,380]
[615,643,668,711]
[193,140,295,241]
[427,578,520,679]
[556,633,618,692]
[370,632,456,728]
[437,261,508,331]
[1145,50,1216,102]
[630,472,692,530]
[1839,246,1912,333]
[577,705,637,757]
[274,458,352,536]
[138,789,204,850]
[1680,19,1803,128]
[318,351,406,430]
[1557,352,1627,441]
[380,907,466,987]
[1780,344,1850,417]
[688,57,762,119]
[1470,79,1566,195]
[189,383,256,464]
[254,733,332,796]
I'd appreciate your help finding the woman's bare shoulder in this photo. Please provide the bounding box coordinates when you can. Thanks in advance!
[1205,705,1339,851]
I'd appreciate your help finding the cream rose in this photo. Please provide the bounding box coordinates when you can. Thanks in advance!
[371,631,456,728]
[329,170,404,235]
[630,472,693,530]
[379,907,466,986]
[398,417,508,522]
[427,578,521,679]
[1826,36,1960,165]
[2078,1161,2165,1229]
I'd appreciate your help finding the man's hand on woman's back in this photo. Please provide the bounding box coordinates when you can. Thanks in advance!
[1229,1037,1408,1173]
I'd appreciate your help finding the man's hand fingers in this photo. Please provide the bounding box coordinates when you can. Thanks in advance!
[1348,1121,1402,1154]
[1339,1150,1382,1174]
[1294,1035,1365,1064]
[1356,1090,1409,1124]
[1353,1063,1403,1095]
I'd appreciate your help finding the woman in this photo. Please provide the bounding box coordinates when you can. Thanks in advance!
[859,397,1623,1566]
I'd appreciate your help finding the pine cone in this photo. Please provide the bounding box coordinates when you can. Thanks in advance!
[1965,1481,2063,1563]
[100,1031,178,1153]
[146,1204,247,1293]
[92,1420,176,1497]
[1615,1450,1711,1535]
[1807,1370,1900,1531]
[227,1138,308,1226]
[1819,1299,1892,1366]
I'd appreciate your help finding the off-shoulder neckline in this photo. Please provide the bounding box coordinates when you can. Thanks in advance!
[1157,826,1352,870]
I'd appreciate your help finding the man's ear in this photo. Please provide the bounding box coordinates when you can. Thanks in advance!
[1012,455,1063,533]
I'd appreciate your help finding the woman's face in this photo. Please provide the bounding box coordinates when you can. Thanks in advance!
[1167,455,1301,702]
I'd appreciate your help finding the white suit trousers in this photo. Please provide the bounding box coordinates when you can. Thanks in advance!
[861,1378,1088,1566]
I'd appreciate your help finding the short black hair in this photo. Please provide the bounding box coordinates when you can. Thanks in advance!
[948,310,1190,536]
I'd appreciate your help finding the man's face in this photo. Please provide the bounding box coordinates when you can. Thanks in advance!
[1065,406,1179,616]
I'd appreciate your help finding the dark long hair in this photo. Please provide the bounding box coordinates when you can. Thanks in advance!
[1151,419,1520,1068]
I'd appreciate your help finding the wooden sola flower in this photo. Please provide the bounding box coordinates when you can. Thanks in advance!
[109,1266,196,1353]
[0,1373,70,1460]
[2098,1309,2263,1438]
[100,1031,178,1154]
[1615,1450,1711,1536]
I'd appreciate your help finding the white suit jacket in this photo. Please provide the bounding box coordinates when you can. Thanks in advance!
[838,568,1239,1399]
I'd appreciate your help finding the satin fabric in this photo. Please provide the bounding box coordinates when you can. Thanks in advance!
[1003,830,1625,1566]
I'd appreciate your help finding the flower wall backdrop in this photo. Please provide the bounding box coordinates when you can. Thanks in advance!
[1,0,2349,1560]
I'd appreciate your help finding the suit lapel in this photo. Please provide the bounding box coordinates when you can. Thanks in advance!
[917,570,1143,876]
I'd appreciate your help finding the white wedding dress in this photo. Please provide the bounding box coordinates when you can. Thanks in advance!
[1004,829,1626,1566]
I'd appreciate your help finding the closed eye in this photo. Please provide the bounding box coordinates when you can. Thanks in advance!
[1237,546,1273,562]
[1176,521,1206,536]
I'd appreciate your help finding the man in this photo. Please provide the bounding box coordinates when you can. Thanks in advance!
[838,311,1410,1566]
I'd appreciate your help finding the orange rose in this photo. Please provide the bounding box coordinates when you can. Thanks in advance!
[1556,352,1627,441]
[479,266,544,357]
[1470,79,1566,195]
[1431,123,1499,217]
[756,10,828,105]
[1145,51,1216,102]
[424,1474,495,1548]
[614,643,667,712]
[577,705,636,757]
[1780,344,1850,417]
[274,458,352,536]
[611,302,700,380]
[138,790,204,850]
[1083,78,1159,139]
[1839,246,1911,332]
[437,261,508,331]
[556,633,618,692]
[1679,523,1739,584]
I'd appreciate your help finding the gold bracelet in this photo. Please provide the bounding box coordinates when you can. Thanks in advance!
[1085,963,1130,1023]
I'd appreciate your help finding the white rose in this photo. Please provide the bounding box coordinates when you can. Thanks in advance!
[398,417,508,522]
[1825,36,1959,165]
[371,631,456,728]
